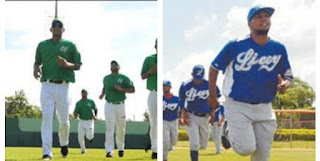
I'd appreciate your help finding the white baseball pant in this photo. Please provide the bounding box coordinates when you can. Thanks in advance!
[212,122,222,153]
[163,119,178,160]
[224,97,277,161]
[148,90,157,153]
[104,102,126,153]
[186,113,210,151]
[40,82,71,157]
[78,119,94,152]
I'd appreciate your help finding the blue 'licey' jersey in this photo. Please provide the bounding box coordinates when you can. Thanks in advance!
[163,94,180,121]
[211,35,293,104]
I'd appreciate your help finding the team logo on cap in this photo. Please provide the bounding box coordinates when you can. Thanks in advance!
[196,69,204,76]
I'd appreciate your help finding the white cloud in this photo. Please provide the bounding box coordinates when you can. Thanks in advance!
[5,2,157,121]
[184,14,217,41]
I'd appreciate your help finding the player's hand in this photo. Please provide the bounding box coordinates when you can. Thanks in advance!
[178,118,185,126]
[93,116,97,120]
[114,84,124,92]
[57,56,71,68]
[277,74,291,94]
[99,94,104,100]
[149,65,157,74]
[181,110,190,126]
[207,95,219,109]
[33,65,42,80]
[217,121,222,127]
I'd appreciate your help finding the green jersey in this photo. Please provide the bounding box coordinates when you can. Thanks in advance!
[103,73,135,103]
[74,98,97,120]
[141,54,157,91]
[35,39,81,83]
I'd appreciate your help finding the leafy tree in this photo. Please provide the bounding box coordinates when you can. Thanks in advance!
[5,90,42,118]
[272,77,315,109]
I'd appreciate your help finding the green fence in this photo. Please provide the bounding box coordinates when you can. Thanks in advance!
[5,118,150,149]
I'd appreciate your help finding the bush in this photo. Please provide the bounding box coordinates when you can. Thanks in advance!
[178,129,315,141]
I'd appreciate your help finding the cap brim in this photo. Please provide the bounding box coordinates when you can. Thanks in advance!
[255,7,275,17]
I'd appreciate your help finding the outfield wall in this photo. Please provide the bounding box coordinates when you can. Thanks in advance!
[5,118,150,149]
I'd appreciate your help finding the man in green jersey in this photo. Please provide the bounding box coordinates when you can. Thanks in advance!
[33,18,82,160]
[141,39,157,159]
[74,89,97,154]
[99,60,135,158]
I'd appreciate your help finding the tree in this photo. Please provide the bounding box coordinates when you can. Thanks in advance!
[5,90,42,118]
[272,77,315,109]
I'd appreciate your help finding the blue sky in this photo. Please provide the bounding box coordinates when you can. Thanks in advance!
[163,0,316,100]
[4,1,157,121]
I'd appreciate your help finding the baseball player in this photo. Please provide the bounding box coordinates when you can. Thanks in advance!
[141,39,157,159]
[99,60,135,158]
[163,80,180,161]
[208,5,293,161]
[211,104,225,154]
[73,89,97,154]
[179,65,213,161]
[33,18,82,160]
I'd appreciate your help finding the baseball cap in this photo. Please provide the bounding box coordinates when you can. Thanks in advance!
[51,18,63,28]
[247,5,275,22]
[192,65,205,80]
[163,80,172,87]
[81,89,88,93]
[111,60,119,67]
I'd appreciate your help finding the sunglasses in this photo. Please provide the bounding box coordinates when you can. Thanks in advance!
[52,23,63,28]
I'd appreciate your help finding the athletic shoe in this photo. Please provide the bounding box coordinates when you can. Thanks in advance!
[106,152,113,158]
[81,151,86,154]
[151,152,157,159]
[222,121,231,149]
[118,150,124,157]
[61,146,68,158]
[42,154,52,160]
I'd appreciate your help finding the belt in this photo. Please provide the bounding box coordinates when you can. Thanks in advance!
[108,101,124,105]
[187,110,207,117]
[45,79,68,84]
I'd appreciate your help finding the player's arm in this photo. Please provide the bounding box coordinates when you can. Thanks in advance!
[114,77,135,93]
[141,58,157,80]
[57,44,82,70]
[34,44,42,79]
[208,67,219,109]
[99,87,106,100]
[179,83,190,126]
[73,104,79,119]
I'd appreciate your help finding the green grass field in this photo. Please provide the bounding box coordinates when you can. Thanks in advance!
[5,148,154,161]
[5,141,315,161]
[168,141,315,161]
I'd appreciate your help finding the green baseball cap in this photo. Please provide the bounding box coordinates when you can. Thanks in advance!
[52,18,63,27]
[81,89,88,93]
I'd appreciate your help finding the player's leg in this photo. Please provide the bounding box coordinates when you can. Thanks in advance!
[186,114,200,161]
[199,116,210,150]
[85,120,94,141]
[40,82,55,157]
[213,122,222,154]
[104,102,116,156]
[251,104,277,161]
[55,83,71,157]
[148,91,157,157]
[163,120,170,161]
[115,104,126,154]
[169,119,179,146]
[224,98,256,156]
[78,120,86,153]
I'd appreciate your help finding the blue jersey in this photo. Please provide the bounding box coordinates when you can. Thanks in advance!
[179,79,211,113]
[214,105,225,122]
[163,94,180,121]
[211,35,293,104]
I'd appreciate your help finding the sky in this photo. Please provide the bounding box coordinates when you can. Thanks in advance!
[163,0,316,104]
[4,1,157,121]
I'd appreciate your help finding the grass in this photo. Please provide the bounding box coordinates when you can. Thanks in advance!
[168,141,315,161]
[5,147,154,161]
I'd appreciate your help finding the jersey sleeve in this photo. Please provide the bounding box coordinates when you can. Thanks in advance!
[124,76,135,89]
[178,83,186,110]
[35,43,42,65]
[71,43,82,65]
[211,41,234,73]
[141,57,149,75]
[279,45,294,82]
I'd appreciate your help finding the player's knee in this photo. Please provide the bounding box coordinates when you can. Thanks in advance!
[190,143,200,151]
[234,144,256,156]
